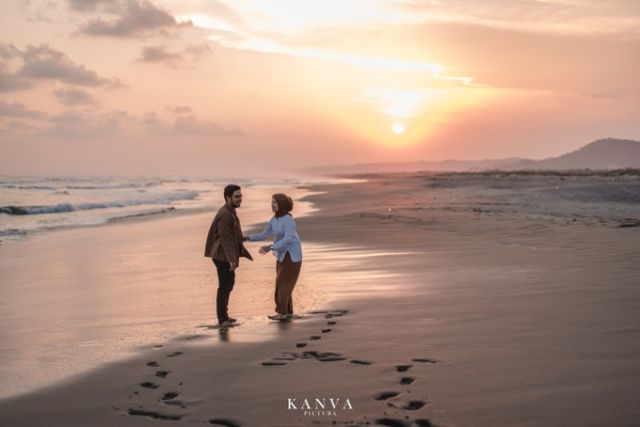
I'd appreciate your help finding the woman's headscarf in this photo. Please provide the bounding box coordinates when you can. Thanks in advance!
[272,193,294,218]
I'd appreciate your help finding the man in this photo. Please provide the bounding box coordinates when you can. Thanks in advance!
[204,184,253,327]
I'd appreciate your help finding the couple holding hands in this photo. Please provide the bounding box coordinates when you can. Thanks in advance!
[204,184,303,327]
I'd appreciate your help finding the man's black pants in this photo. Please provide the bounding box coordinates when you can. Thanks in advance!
[213,259,235,323]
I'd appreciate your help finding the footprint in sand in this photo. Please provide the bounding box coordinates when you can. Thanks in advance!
[310,309,348,315]
[128,409,182,421]
[350,359,372,365]
[374,391,400,401]
[321,328,332,333]
[407,401,427,411]
[309,335,321,340]
[261,361,287,366]
[386,400,427,411]
[395,364,413,372]
[307,309,349,319]
[295,342,307,348]
[209,418,243,427]
[156,370,171,378]
[140,382,159,389]
[167,351,184,358]
[327,321,337,325]
[374,417,410,427]
[301,351,346,362]
[318,355,347,362]
[412,358,438,364]
[400,376,415,385]
[374,418,433,427]
[273,355,297,361]
[146,361,159,367]
[161,392,180,401]
[182,334,207,341]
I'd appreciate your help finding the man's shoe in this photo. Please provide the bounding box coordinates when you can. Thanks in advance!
[268,314,290,321]
[219,320,235,327]
[227,317,237,323]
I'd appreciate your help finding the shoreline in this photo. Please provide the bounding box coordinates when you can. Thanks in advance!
[0,184,326,401]
[0,178,335,245]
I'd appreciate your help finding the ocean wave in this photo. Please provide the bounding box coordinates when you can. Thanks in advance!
[64,181,163,190]
[0,228,27,237]
[107,207,176,222]
[0,190,199,216]
[0,208,183,241]
[1,179,165,191]
[2,185,56,190]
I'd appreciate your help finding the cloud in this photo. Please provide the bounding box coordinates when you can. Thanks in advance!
[190,6,472,85]
[41,110,132,140]
[16,0,60,22]
[144,111,243,138]
[166,106,193,114]
[0,72,34,92]
[67,0,117,13]
[53,87,100,106]
[19,44,108,86]
[0,100,46,119]
[392,21,640,96]
[0,43,120,92]
[0,44,35,92]
[136,44,211,66]
[174,115,243,137]
[195,1,638,93]
[396,0,640,34]
[0,120,38,132]
[77,0,192,38]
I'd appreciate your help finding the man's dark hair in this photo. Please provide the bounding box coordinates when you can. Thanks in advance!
[224,184,241,201]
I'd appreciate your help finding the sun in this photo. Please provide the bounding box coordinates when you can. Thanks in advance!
[392,122,405,135]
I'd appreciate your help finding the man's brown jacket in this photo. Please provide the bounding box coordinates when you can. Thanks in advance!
[204,204,253,264]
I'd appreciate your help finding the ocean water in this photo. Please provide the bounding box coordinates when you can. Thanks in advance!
[0,175,341,242]
[0,174,365,399]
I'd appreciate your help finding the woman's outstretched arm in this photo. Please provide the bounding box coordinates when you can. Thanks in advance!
[246,219,274,241]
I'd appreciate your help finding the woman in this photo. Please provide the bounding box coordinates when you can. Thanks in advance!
[245,193,303,320]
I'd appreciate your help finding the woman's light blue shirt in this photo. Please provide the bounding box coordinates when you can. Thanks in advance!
[247,214,303,262]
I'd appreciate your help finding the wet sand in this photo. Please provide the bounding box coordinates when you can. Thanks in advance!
[0,184,323,399]
[1,172,639,426]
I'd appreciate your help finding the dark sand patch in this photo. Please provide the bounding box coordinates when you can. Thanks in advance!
[161,392,179,401]
[128,408,182,421]
[140,382,158,389]
[209,418,242,427]
[375,391,400,401]
[412,358,437,364]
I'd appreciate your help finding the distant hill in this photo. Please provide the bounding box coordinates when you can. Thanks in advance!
[506,138,640,170]
[304,138,640,175]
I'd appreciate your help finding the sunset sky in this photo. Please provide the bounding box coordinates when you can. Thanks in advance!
[1,0,639,176]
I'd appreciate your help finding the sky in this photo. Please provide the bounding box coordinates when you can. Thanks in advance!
[1,0,639,176]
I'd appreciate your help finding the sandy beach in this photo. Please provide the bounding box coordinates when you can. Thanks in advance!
[1,172,639,426]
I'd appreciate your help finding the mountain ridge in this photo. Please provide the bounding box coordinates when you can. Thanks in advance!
[305,138,640,175]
